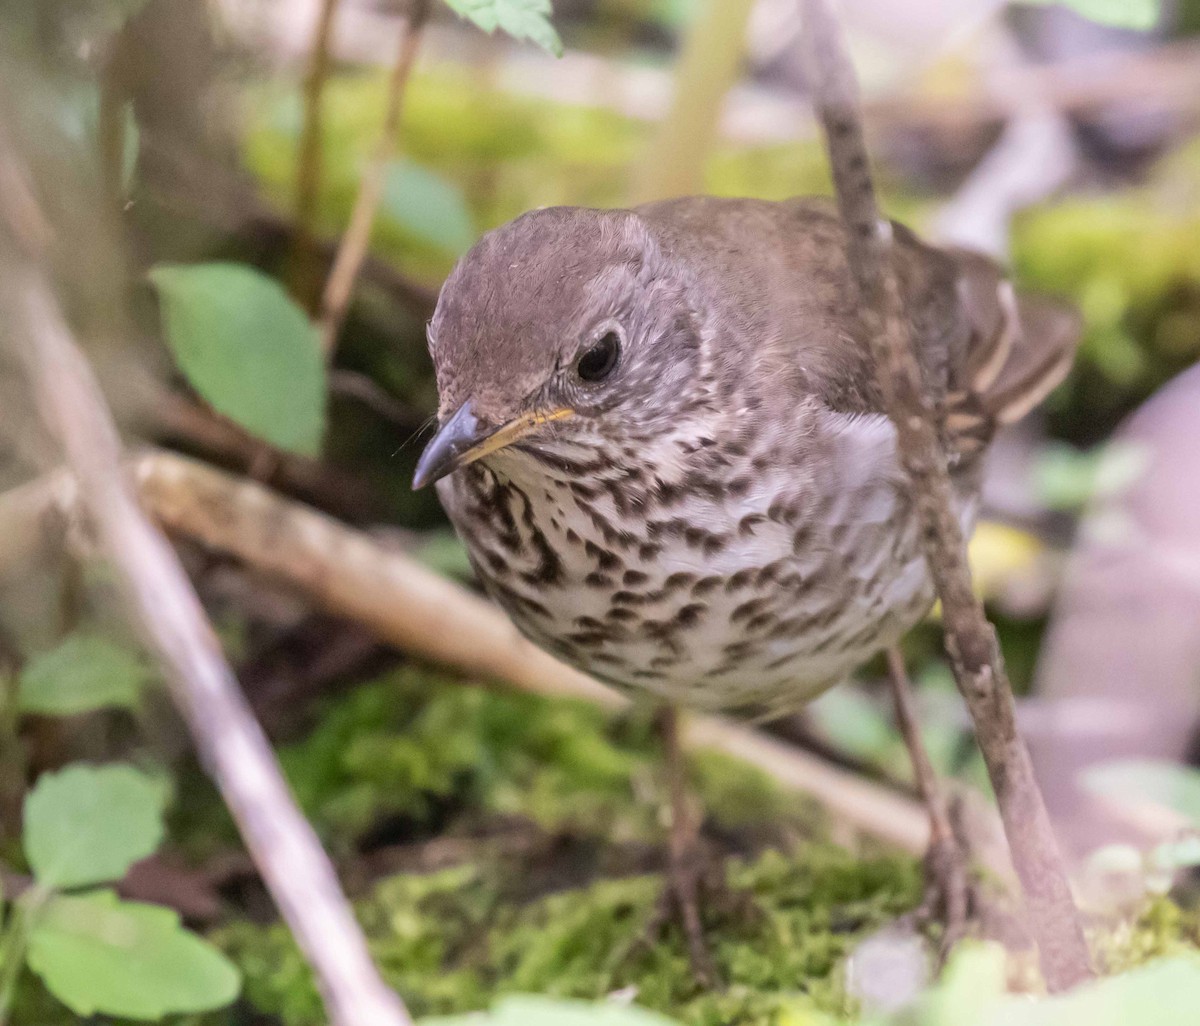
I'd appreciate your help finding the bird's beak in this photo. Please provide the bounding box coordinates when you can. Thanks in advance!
[412,401,574,489]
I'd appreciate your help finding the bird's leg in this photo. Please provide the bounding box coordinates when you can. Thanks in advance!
[629,703,722,988]
[885,647,971,960]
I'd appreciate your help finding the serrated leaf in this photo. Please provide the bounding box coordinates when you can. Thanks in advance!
[149,263,326,455]
[382,159,476,255]
[23,764,168,889]
[18,634,150,716]
[1081,759,1200,825]
[422,995,682,1026]
[1020,0,1160,31]
[27,890,240,1019]
[443,0,563,56]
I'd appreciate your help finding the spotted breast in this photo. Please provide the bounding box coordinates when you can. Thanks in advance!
[420,197,1077,717]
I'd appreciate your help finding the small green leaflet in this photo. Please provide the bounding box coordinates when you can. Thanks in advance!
[19,634,150,716]
[26,890,240,1019]
[442,0,563,56]
[1020,0,1160,31]
[23,764,169,890]
[149,263,327,456]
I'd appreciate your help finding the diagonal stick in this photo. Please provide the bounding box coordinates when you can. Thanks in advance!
[798,0,1091,990]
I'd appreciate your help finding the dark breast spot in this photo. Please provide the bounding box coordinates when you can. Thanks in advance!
[731,597,770,624]
[738,513,766,537]
[585,540,621,571]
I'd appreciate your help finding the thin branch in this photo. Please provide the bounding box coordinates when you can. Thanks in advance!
[885,646,969,953]
[1,210,410,1026]
[291,0,343,310]
[799,0,1091,991]
[885,650,956,854]
[318,0,431,359]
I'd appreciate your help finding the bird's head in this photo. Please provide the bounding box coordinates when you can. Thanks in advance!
[413,206,708,489]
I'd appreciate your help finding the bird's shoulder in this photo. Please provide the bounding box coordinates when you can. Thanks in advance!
[633,195,978,417]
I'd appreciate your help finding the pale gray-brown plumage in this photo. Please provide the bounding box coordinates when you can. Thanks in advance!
[415,196,1077,718]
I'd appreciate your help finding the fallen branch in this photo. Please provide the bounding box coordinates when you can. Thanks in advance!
[318,0,431,358]
[799,0,1090,991]
[135,451,939,851]
[1,197,411,1026]
[0,450,936,855]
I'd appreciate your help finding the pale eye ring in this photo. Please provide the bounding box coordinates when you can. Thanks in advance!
[576,330,621,383]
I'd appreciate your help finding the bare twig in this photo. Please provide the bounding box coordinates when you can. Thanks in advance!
[145,387,378,519]
[884,650,956,859]
[318,0,431,358]
[1,212,410,1026]
[885,647,969,953]
[799,0,1090,991]
[292,0,343,309]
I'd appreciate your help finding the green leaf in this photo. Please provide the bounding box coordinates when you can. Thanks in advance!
[27,890,240,1019]
[442,0,563,56]
[916,943,1008,1026]
[382,159,476,255]
[23,764,168,889]
[1019,0,1160,31]
[149,263,326,455]
[987,956,1200,1026]
[1081,759,1200,825]
[18,634,150,716]
[422,995,682,1026]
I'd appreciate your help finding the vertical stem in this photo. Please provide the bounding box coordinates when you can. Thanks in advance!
[0,891,41,1026]
[799,0,1091,991]
[0,923,23,1026]
[885,649,954,846]
[317,0,431,360]
[0,672,22,846]
[631,0,756,205]
[97,59,130,207]
[292,0,342,312]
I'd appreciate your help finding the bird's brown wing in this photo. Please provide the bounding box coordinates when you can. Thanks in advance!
[943,247,1081,457]
[637,195,1080,453]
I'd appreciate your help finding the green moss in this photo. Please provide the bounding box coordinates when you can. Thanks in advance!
[217,844,919,1026]
[235,668,819,855]
[187,668,909,1026]
[185,667,1200,1026]
[1092,895,1200,975]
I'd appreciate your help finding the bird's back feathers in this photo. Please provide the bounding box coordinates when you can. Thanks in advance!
[635,195,1080,458]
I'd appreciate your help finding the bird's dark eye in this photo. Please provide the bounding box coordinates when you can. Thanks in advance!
[576,331,621,383]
